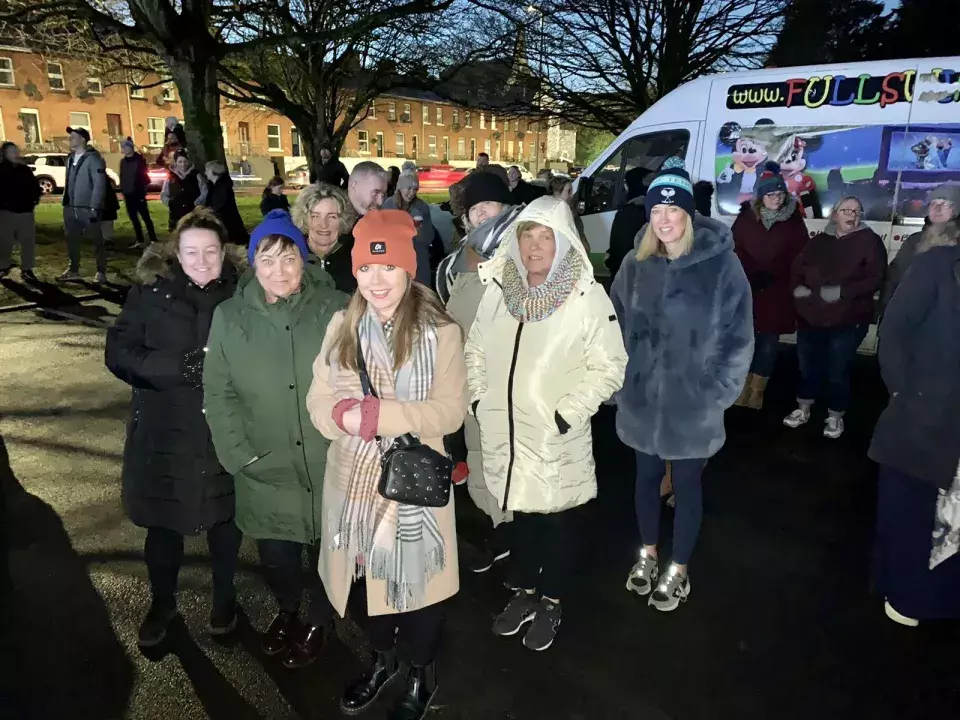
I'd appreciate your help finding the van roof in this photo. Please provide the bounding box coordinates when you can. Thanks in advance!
[626,56,960,130]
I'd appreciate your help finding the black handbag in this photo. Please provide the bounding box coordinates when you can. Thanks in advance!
[356,339,452,508]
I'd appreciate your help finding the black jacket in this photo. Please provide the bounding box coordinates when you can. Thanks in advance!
[311,157,350,189]
[166,168,201,229]
[508,179,545,206]
[101,188,120,222]
[119,153,150,198]
[105,247,243,534]
[0,161,42,214]
[606,197,646,276]
[204,174,249,245]
[869,245,960,489]
[260,192,290,216]
[308,233,357,293]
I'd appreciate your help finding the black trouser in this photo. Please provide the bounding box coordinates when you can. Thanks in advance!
[507,510,576,601]
[123,194,157,245]
[144,522,242,610]
[368,602,446,667]
[256,539,334,628]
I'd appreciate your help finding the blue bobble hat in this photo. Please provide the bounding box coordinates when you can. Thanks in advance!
[645,156,695,218]
[755,161,788,199]
[248,209,309,264]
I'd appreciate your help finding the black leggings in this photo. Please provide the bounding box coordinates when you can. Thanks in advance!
[144,522,241,609]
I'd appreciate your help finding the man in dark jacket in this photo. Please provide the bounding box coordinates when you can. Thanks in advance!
[0,141,41,282]
[310,144,349,188]
[605,166,650,276]
[506,165,545,206]
[119,137,157,249]
[61,127,108,284]
[200,161,249,246]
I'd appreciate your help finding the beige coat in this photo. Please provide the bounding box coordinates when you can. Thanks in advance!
[465,197,627,514]
[306,311,468,617]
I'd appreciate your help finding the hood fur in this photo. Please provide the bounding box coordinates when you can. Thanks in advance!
[917,220,960,254]
[136,239,248,285]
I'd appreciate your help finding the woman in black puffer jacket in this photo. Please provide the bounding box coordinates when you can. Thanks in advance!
[105,208,244,649]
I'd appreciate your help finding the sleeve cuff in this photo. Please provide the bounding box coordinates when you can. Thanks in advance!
[332,398,360,433]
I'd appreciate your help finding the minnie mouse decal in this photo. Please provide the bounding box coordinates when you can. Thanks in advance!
[777,135,822,218]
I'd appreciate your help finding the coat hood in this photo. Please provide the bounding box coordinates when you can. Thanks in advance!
[478,196,594,290]
[136,239,247,285]
[634,214,734,270]
[917,219,960,254]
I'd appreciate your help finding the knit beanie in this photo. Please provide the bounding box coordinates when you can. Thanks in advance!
[645,157,695,218]
[248,209,309,264]
[397,170,419,192]
[755,161,788,198]
[352,209,418,278]
[463,171,511,212]
[120,137,135,152]
[931,183,960,215]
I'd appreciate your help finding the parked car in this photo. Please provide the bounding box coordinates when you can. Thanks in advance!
[416,164,468,192]
[286,164,310,188]
[24,153,120,195]
[147,165,168,193]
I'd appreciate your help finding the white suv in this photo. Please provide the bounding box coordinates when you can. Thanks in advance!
[24,153,120,195]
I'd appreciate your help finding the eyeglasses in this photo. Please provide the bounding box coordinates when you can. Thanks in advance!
[837,208,861,216]
[930,200,954,211]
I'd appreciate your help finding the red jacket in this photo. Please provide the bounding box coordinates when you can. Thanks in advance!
[791,226,886,328]
[732,203,809,334]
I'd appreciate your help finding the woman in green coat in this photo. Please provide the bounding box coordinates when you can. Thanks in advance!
[203,209,346,669]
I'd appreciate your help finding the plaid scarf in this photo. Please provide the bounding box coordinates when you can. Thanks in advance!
[328,305,445,611]
[501,247,582,323]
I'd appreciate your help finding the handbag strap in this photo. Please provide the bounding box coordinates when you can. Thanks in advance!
[355,331,379,399]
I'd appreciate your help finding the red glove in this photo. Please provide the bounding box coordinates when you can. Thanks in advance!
[332,398,360,433]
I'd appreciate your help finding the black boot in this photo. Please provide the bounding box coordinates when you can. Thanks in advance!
[261,610,300,656]
[283,623,327,669]
[389,663,437,720]
[340,648,400,715]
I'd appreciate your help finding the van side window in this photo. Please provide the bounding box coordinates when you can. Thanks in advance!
[582,130,690,215]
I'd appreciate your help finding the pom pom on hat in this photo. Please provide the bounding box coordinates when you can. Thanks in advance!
[755,160,788,199]
[661,156,686,171]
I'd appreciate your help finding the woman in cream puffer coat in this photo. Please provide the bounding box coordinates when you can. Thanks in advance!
[465,195,627,651]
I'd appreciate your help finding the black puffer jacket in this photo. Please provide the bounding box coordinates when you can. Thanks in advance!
[105,243,244,535]
[308,232,357,293]
[204,174,249,245]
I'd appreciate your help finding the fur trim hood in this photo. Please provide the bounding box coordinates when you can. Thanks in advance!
[136,239,248,285]
[917,219,960,254]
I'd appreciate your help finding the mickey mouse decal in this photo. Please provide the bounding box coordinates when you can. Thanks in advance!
[716,120,773,205]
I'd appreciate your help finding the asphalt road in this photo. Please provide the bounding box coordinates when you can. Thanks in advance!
[0,299,957,720]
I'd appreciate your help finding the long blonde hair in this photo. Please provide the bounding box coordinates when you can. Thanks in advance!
[327,280,460,372]
[636,213,695,261]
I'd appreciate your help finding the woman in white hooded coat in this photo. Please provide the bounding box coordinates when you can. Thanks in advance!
[464,196,627,652]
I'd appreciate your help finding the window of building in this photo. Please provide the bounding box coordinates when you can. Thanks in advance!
[47,62,64,91]
[68,112,91,134]
[508,140,514,157]
[162,83,177,102]
[388,102,396,121]
[518,141,523,158]
[267,124,282,151]
[222,123,230,153]
[457,137,465,157]
[484,138,491,154]
[358,129,370,153]
[0,58,14,87]
[19,108,41,144]
[147,117,165,147]
[491,114,496,130]
[529,142,535,159]
[452,109,460,127]
[402,103,411,123]
[376,132,384,157]
[465,112,471,128]
[367,101,376,119]
[436,107,443,125]
[395,132,405,156]
[0,109,5,142]
[443,136,449,160]
[428,135,437,156]
[515,118,520,131]
[129,84,144,99]
[87,77,103,95]
[422,104,430,124]
[480,112,486,129]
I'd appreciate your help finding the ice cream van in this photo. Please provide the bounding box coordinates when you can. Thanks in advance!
[576,56,960,261]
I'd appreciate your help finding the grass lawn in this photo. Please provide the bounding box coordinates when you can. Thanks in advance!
[0,190,449,308]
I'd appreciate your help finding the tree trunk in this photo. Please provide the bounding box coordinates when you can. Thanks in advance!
[164,52,225,170]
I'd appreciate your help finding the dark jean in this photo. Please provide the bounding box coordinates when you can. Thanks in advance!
[507,510,578,600]
[634,452,707,566]
[368,601,446,666]
[796,324,869,413]
[123,194,158,246]
[256,539,334,627]
[144,521,242,610]
[750,332,781,377]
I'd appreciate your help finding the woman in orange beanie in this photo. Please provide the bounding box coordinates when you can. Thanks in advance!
[306,209,467,720]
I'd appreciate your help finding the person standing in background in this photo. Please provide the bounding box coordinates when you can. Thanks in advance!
[261,177,290,216]
[100,182,120,253]
[60,126,108,285]
[119,137,157,250]
[310,144,350,189]
[201,161,249,246]
[161,151,202,232]
[0,141,41,283]
[506,165,545,206]
[382,170,435,286]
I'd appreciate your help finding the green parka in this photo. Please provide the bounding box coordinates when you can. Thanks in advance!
[203,265,346,543]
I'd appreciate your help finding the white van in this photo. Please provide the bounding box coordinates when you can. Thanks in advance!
[577,57,960,263]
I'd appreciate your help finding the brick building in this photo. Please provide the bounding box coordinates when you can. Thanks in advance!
[0,45,575,172]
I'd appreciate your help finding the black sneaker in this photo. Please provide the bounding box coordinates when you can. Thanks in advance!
[138,603,178,647]
[469,542,511,574]
[492,590,538,636]
[522,598,561,651]
[208,602,239,636]
[21,270,39,284]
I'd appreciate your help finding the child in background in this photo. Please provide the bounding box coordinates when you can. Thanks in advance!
[260,176,289,216]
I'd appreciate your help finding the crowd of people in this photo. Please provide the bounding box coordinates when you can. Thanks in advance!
[0,119,955,714]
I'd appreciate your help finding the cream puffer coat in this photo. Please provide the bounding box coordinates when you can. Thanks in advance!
[464,197,627,514]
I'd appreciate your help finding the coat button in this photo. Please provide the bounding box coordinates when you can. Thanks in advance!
[285,325,290,330]
[305,486,312,493]
[289,384,295,390]
[296,440,302,446]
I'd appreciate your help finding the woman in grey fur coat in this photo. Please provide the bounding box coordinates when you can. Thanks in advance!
[611,158,753,612]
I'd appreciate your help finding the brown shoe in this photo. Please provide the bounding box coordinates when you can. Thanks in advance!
[282,623,327,669]
[262,610,300,656]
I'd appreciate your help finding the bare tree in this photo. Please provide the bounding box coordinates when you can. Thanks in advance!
[521,0,788,133]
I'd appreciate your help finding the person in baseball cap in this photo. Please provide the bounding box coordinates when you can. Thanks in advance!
[66,126,91,143]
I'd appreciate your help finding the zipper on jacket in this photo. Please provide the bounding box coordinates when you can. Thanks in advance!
[501,323,525,512]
